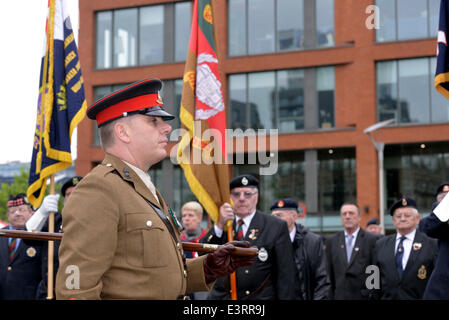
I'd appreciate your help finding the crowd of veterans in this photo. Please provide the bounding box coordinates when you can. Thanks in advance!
[1,78,448,300]
[1,177,447,300]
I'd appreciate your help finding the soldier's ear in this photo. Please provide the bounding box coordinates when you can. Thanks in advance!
[114,121,131,143]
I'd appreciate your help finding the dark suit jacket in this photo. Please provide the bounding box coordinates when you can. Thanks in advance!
[24,212,63,299]
[293,224,330,300]
[0,227,43,300]
[200,211,297,300]
[326,228,379,300]
[419,212,449,299]
[372,230,438,300]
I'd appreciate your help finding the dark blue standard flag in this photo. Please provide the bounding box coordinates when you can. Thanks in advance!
[435,0,449,99]
[27,0,86,208]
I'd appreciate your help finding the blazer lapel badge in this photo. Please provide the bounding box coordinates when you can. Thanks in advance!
[413,242,422,251]
[248,228,259,240]
[417,265,427,280]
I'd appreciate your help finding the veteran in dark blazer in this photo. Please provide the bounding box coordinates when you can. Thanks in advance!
[326,203,380,300]
[55,79,255,300]
[201,174,297,300]
[0,194,43,300]
[372,196,438,300]
[419,182,449,300]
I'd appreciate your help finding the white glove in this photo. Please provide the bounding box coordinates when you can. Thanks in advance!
[26,194,60,232]
[39,194,60,216]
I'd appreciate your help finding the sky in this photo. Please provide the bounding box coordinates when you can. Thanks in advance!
[0,0,79,165]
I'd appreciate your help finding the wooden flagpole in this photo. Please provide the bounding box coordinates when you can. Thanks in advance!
[47,174,55,299]
[227,221,238,300]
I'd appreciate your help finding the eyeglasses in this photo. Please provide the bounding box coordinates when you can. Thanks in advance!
[7,207,30,214]
[393,213,415,219]
[230,191,258,199]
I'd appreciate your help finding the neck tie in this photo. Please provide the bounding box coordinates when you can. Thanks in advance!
[235,219,244,241]
[346,234,354,262]
[8,238,17,262]
[395,236,406,279]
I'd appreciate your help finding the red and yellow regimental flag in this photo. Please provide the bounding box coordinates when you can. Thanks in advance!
[177,0,229,224]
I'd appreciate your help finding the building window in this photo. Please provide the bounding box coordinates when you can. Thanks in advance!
[139,5,164,65]
[317,66,335,129]
[233,151,305,213]
[376,0,439,43]
[92,80,182,145]
[377,57,449,125]
[95,2,191,69]
[173,165,196,217]
[385,142,449,214]
[317,148,356,214]
[228,0,334,56]
[315,0,335,47]
[229,66,335,132]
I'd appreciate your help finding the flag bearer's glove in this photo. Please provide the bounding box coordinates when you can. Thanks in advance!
[203,241,257,284]
[26,194,60,232]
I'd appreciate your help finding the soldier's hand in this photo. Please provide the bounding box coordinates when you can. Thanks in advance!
[217,203,234,230]
[203,241,256,284]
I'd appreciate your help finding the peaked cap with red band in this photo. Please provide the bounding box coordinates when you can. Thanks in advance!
[87,78,175,127]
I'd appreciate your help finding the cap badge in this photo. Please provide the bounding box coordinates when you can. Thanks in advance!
[72,177,79,185]
[241,177,248,186]
[26,247,36,258]
[443,185,449,192]
[258,247,268,262]
[157,92,163,104]
[417,265,427,280]
[402,198,407,206]
[277,200,284,208]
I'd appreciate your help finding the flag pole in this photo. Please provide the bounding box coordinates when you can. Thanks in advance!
[46,0,56,300]
[47,174,55,299]
[226,222,238,300]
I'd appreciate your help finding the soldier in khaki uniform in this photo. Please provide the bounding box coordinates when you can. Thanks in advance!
[55,78,255,300]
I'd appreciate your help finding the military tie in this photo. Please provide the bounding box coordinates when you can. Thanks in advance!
[235,219,244,241]
[8,238,17,262]
[395,236,406,279]
[346,234,354,262]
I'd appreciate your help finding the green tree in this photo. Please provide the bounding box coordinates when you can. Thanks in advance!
[0,167,62,221]
[0,167,30,221]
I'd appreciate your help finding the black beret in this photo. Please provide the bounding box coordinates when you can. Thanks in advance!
[389,196,417,216]
[230,174,259,190]
[436,182,449,196]
[61,176,83,197]
[270,198,298,211]
[366,217,379,227]
[87,78,175,127]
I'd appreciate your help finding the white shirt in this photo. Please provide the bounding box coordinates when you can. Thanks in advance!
[124,161,160,205]
[395,229,416,270]
[344,227,360,242]
[214,210,257,238]
[289,225,297,243]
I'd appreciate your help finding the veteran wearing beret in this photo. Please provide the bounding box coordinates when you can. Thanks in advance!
[0,194,43,299]
[366,218,383,236]
[201,174,297,300]
[419,182,449,299]
[55,78,255,300]
[371,196,438,300]
[271,198,330,300]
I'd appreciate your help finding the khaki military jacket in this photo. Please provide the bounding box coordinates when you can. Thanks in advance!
[55,154,212,299]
